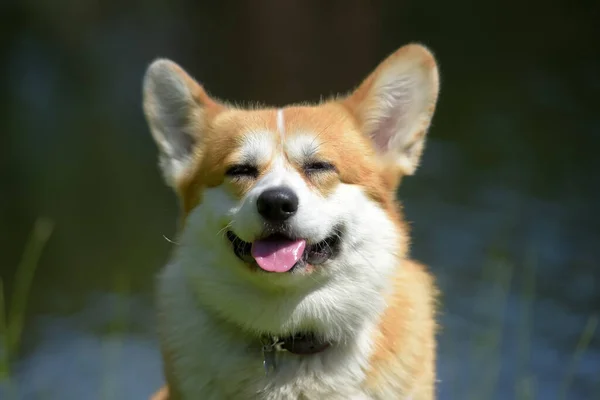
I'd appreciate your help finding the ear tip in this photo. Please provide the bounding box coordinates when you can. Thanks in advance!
[401,43,435,55]
[146,58,179,73]
[142,59,198,109]
[394,43,438,70]
[144,58,179,86]
[389,43,440,94]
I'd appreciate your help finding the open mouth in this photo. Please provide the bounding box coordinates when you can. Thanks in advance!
[226,229,341,273]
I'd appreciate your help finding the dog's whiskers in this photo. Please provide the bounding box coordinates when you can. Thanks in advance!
[217,221,235,238]
[162,234,179,245]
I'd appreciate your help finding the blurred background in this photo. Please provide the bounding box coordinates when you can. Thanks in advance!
[1,0,599,399]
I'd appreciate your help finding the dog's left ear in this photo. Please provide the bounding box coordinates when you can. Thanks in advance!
[343,44,440,177]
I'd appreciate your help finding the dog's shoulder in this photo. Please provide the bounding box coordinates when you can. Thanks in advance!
[150,386,170,400]
[363,259,438,399]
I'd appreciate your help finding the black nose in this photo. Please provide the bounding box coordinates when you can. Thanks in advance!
[257,186,299,222]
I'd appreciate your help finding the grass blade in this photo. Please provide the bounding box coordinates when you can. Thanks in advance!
[558,314,598,400]
[6,218,54,353]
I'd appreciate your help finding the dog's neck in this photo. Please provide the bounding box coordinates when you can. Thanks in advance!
[189,278,333,357]
[257,332,332,375]
[260,332,331,355]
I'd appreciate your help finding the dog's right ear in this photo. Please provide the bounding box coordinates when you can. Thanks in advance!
[143,59,222,188]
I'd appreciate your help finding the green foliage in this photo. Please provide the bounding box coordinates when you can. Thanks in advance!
[0,218,54,395]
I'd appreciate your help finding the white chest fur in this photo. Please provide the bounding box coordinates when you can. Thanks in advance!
[157,263,382,400]
[156,185,402,399]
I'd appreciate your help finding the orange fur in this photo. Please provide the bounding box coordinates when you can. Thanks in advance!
[150,386,170,400]
[147,43,439,399]
[365,260,438,398]
[178,102,404,221]
[178,109,279,218]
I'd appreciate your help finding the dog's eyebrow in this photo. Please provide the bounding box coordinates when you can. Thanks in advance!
[302,144,319,159]
[237,130,275,164]
[286,132,322,162]
[233,154,257,166]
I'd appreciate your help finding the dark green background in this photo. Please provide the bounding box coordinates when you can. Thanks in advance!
[1,1,598,399]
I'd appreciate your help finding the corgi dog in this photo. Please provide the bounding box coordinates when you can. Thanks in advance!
[143,43,440,400]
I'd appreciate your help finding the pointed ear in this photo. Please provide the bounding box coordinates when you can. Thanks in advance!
[142,59,222,187]
[343,44,440,176]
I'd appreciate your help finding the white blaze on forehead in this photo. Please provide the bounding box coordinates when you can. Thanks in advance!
[277,109,285,139]
[286,132,321,163]
[238,131,275,164]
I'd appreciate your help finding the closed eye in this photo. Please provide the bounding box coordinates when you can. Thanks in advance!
[225,164,259,178]
[303,161,336,174]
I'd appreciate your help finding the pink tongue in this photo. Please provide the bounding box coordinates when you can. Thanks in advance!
[251,238,306,273]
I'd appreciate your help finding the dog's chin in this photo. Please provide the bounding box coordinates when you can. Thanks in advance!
[225,227,342,273]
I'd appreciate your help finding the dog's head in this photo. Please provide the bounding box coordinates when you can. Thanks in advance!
[143,44,439,335]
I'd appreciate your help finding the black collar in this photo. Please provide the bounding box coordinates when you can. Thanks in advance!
[264,332,331,355]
